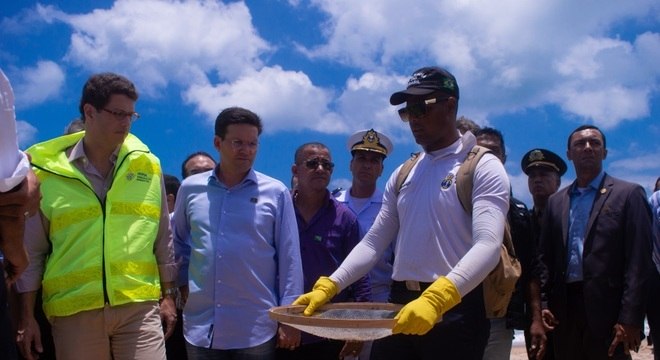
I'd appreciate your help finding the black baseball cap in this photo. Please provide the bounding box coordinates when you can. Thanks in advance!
[390,66,459,105]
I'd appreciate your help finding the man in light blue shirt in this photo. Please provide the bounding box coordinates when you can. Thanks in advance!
[566,171,605,283]
[539,125,653,359]
[173,107,303,359]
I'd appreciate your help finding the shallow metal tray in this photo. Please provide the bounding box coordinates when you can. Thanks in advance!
[269,302,402,341]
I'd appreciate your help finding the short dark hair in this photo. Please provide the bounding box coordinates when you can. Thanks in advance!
[64,119,85,134]
[181,151,216,179]
[79,73,138,122]
[474,127,506,158]
[567,125,606,149]
[214,107,263,138]
[294,142,329,165]
[164,174,181,198]
[456,116,480,134]
[654,176,660,192]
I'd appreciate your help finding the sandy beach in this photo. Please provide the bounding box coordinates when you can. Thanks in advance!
[509,342,655,360]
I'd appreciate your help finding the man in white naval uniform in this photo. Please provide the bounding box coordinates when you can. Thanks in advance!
[334,129,393,360]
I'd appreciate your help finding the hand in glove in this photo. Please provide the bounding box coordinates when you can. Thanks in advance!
[392,276,461,335]
[292,276,338,316]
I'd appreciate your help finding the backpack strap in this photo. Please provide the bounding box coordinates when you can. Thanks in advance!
[456,145,517,257]
[394,152,421,195]
[455,145,491,215]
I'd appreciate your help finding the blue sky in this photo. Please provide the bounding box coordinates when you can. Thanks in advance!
[2,0,659,206]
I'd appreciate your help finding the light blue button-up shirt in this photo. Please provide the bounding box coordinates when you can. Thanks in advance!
[335,188,393,302]
[566,171,605,283]
[173,168,303,349]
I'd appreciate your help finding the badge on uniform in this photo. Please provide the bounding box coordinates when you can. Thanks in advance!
[441,173,454,189]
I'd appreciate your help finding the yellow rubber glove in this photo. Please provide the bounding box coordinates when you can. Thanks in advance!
[392,276,461,335]
[292,276,338,316]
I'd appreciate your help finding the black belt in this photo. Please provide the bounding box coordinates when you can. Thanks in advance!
[392,280,434,292]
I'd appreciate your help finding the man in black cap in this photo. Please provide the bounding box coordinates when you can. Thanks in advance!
[521,148,567,225]
[294,66,510,360]
[520,148,568,360]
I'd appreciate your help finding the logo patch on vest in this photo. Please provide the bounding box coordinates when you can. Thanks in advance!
[441,173,454,189]
[126,172,135,181]
[136,172,151,183]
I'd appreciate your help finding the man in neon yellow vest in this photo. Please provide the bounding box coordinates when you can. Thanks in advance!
[15,73,177,360]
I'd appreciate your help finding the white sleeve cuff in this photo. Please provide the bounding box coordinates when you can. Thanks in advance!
[0,151,29,192]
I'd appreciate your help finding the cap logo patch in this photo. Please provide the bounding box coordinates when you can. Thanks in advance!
[408,68,437,86]
[364,129,378,144]
[443,78,456,91]
[528,150,545,162]
[351,129,388,156]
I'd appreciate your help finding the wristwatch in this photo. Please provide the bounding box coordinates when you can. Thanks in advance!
[162,287,178,297]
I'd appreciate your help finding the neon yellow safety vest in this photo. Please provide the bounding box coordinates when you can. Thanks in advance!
[27,132,163,317]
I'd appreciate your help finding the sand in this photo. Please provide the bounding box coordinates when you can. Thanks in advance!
[509,342,655,360]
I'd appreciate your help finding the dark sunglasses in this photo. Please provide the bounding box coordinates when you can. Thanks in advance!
[397,97,448,122]
[304,157,334,170]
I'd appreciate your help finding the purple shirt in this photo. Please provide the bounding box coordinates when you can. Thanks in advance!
[295,191,370,345]
[294,191,371,303]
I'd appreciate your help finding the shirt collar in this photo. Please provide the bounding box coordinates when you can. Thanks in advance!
[209,167,257,187]
[67,138,119,167]
[427,130,475,160]
[571,170,606,193]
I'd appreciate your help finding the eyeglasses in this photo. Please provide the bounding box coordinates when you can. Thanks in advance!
[397,97,448,122]
[229,139,259,151]
[304,157,334,171]
[102,108,140,122]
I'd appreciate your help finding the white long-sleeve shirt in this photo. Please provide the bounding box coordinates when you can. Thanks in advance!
[331,132,510,297]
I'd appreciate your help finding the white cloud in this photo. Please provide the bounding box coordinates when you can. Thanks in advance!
[13,61,65,108]
[16,0,659,137]
[16,120,37,148]
[36,0,271,95]
[609,154,660,173]
[303,0,660,128]
[335,72,412,142]
[556,86,650,129]
[182,66,344,133]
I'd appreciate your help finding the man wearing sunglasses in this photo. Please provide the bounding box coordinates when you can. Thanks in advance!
[279,143,370,360]
[294,67,510,359]
[15,73,177,360]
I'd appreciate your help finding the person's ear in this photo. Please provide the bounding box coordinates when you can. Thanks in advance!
[83,103,96,122]
[213,136,222,152]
